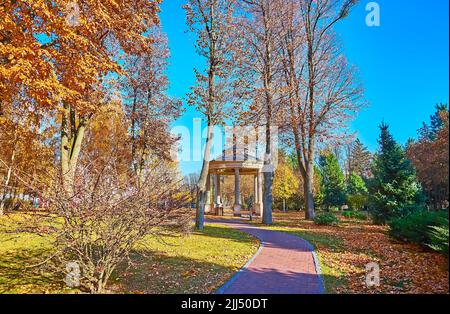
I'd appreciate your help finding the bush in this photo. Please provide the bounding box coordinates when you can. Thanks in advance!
[389,210,449,253]
[428,225,449,256]
[371,203,424,225]
[342,210,367,220]
[347,194,368,211]
[314,212,339,226]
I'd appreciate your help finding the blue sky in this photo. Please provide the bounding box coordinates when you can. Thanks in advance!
[159,0,449,175]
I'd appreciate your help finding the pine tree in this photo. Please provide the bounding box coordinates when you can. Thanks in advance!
[319,153,347,210]
[348,139,372,179]
[369,123,423,224]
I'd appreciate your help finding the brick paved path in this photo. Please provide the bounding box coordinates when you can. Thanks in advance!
[209,219,324,294]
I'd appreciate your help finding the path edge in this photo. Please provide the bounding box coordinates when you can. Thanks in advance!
[215,240,265,294]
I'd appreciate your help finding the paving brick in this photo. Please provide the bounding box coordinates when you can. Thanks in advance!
[210,220,324,294]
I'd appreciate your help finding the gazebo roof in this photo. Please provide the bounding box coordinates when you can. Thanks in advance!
[209,147,264,175]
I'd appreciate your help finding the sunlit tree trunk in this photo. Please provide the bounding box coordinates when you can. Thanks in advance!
[60,104,88,194]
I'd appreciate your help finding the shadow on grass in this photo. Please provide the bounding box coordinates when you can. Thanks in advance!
[0,224,260,294]
[0,248,66,294]
[111,249,241,294]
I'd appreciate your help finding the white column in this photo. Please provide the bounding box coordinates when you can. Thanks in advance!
[205,174,212,213]
[216,174,221,204]
[253,175,258,215]
[234,168,241,216]
[213,174,218,205]
[257,171,263,216]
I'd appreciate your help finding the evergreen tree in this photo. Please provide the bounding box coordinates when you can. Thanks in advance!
[418,103,448,141]
[347,172,368,195]
[319,153,347,210]
[369,123,423,224]
[314,165,325,209]
[348,139,372,179]
[347,172,368,210]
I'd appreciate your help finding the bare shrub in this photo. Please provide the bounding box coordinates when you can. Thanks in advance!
[1,154,192,293]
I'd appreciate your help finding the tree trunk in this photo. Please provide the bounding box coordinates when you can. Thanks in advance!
[195,122,214,230]
[262,111,273,225]
[60,105,88,194]
[0,130,17,215]
[304,163,315,220]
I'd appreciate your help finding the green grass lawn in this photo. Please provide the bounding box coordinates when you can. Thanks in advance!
[0,214,259,294]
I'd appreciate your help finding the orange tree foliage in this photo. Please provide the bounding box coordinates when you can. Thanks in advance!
[0,97,55,213]
[1,0,161,109]
[407,108,449,209]
[1,0,163,190]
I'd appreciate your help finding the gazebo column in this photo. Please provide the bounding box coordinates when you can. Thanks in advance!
[215,174,221,204]
[256,171,263,216]
[205,174,212,213]
[253,175,259,215]
[234,168,241,216]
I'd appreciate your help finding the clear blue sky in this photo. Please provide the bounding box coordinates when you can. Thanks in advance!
[159,0,449,176]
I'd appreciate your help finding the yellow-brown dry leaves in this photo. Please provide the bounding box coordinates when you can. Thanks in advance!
[271,212,449,294]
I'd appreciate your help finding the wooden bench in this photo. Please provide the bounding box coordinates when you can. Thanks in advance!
[239,210,256,221]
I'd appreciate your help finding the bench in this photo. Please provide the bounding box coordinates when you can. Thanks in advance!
[239,210,257,221]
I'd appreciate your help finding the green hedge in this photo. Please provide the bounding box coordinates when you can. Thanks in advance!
[389,210,449,255]
[314,212,339,226]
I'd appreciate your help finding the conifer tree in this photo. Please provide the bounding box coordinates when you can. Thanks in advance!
[369,123,423,224]
[348,139,372,179]
[319,153,347,210]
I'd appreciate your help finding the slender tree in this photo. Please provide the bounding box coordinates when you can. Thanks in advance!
[121,28,182,185]
[184,0,237,230]
[279,0,363,220]
[233,0,286,224]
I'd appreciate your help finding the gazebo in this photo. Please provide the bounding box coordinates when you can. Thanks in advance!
[205,149,265,217]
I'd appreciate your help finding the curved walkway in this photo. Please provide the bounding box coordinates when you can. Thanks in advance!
[208,219,324,295]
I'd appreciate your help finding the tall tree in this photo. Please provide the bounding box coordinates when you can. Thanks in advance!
[279,0,363,220]
[233,0,285,225]
[319,152,346,209]
[184,0,236,230]
[121,28,181,185]
[348,138,372,179]
[369,123,422,224]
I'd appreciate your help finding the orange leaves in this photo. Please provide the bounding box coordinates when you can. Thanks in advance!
[1,0,163,115]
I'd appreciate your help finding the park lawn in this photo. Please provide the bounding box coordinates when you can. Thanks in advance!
[249,211,449,294]
[0,213,259,294]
